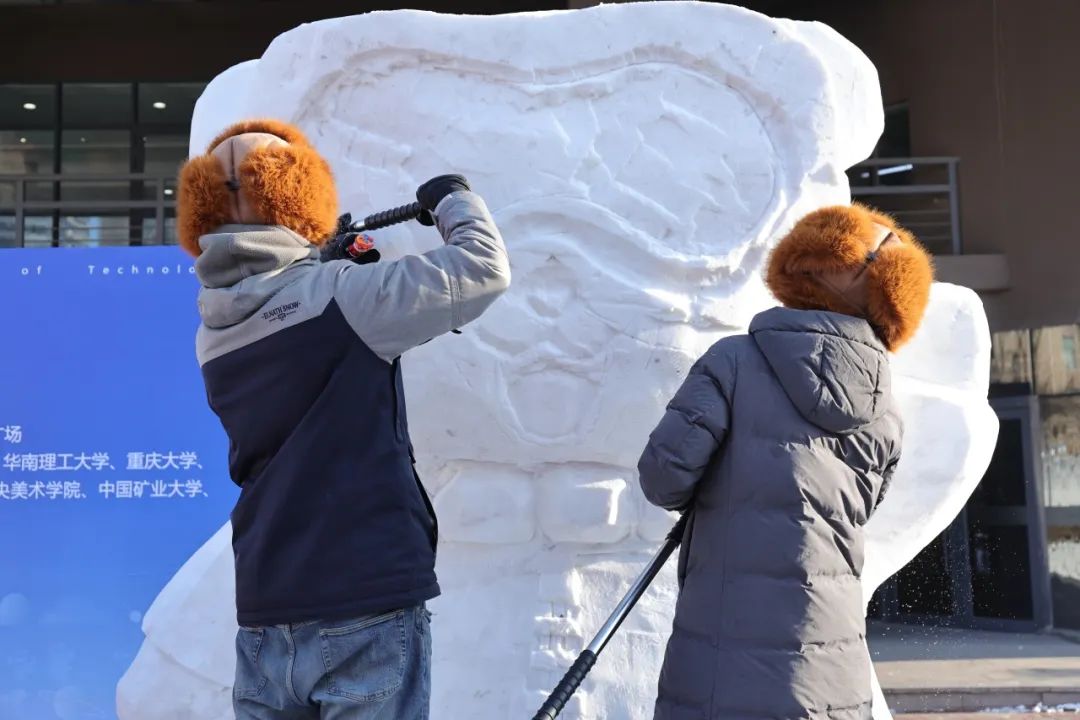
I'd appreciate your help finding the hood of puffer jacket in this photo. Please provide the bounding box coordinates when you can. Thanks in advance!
[194,224,318,330]
[749,306,891,434]
[764,203,934,352]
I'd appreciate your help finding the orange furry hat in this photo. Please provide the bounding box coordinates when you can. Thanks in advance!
[765,203,934,351]
[177,119,338,256]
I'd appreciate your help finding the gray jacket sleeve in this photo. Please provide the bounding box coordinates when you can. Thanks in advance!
[873,434,903,513]
[638,341,736,511]
[331,190,510,362]
[871,408,904,514]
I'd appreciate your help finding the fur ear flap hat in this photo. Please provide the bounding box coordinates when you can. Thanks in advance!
[177,119,338,256]
[765,203,935,351]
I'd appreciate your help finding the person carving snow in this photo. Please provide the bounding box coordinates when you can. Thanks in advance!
[177,118,510,719]
[638,204,934,720]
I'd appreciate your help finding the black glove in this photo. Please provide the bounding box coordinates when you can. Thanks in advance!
[333,212,355,239]
[319,213,352,261]
[321,212,381,265]
[415,174,471,226]
[416,209,437,227]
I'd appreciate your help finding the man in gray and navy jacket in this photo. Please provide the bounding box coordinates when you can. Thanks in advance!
[177,119,510,720]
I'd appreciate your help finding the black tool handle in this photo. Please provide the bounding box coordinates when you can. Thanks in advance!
[351,202,426,232]
[531,650,597,720]
[529,512,691,720]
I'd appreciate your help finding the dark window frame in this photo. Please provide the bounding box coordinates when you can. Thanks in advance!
[1,79,202,246]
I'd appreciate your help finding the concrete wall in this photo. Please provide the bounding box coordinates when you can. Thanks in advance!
[774,0,1080,331]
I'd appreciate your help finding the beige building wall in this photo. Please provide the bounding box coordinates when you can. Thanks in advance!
[773,0,1080,332]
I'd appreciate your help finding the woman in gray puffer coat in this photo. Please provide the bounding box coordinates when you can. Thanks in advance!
[639,204,934,720]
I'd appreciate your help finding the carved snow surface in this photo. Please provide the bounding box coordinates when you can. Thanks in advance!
[119,5,996,720]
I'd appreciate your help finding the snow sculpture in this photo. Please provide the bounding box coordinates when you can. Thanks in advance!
[118,4,997,720]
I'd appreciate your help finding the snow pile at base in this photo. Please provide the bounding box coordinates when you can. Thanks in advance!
[118,4,996,720]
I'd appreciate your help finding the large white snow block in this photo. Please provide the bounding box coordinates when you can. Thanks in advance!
[865,284,1000,597]
[120,5,996,720]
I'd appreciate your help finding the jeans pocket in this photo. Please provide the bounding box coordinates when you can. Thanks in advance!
[319,609,406,703]
[419,607,433,670]
[233,627,268,700]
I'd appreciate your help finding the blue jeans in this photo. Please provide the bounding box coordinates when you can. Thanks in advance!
[233,604,431,719]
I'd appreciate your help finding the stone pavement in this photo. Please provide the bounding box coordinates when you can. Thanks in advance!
[869,622,1080,714]
[899,715,1074,719]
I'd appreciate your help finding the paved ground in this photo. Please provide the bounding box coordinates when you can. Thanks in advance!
[900,715,1077,719]
[870,623,1080,663]
[869,623,1080,713]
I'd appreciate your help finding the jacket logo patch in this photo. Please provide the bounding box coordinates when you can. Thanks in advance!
[262,301,301,323]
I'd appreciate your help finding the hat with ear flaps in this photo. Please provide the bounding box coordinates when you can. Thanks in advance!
[765,203,935,351]
[176,119,339,257]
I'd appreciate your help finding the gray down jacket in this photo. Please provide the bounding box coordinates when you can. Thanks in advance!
[638,307,903,720]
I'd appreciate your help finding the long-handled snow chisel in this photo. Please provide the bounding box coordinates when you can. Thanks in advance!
[531,512,690,720]
[351,201,431,233]
[321,201,431,264]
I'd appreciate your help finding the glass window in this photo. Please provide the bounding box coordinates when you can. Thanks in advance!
[1050,530,1080,630]
[60,129,130,202]
[141,212,177,246]
[0,130,53,175]
[1034,325,1080,395]
[968,523,1034,620]
[0,214,13,247]
[62,84,132,127]
[0,130,55,205]
[0,215,53,249]
[59,215,132,247]
[142,133,188,176]
[138,83,205,127]
[22,216,52,247]
[991,330,1034,387]
[1065,336,1078,372]
[0,81,201,247]
[0,84,56,130]
[877,104,912,158]
[1041,396,1080,509]
[894,530,953,616]
[61,129,129,174]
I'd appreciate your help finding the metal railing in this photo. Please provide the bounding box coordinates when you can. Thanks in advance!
[1,161,963,252]
[0,173,177,248]
[848,157,962,255]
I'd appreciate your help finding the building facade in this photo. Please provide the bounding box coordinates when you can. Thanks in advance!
[4,0,1078,631]
[780,0,1080,633]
